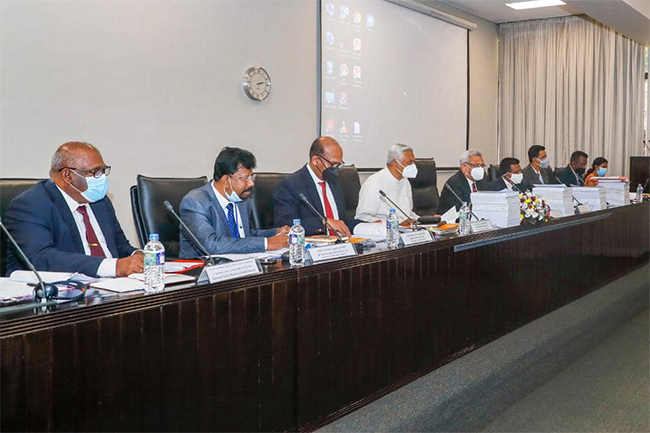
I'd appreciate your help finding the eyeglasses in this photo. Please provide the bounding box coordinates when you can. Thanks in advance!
[464,162,486,169]
[317,154,345,170]
[229,174,255,183]
[62,166,111,178]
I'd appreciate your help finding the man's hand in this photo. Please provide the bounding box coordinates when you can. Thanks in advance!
[267,233,289,250]
[116,252,144,277]
[399,219,414,228]
[326,219,351,237]
[276,225,290,235]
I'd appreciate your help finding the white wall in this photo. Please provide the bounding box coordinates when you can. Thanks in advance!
[0,0,498,243]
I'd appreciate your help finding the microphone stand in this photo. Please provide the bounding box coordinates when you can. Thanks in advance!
[378,190,423,229]
[164,201,215,266]
[298,193,344,243]
[443,183,481,221]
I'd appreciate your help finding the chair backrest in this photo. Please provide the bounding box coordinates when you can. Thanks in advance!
[408,158,440,217]
[488,164,500,182]
[0,178,44,276]
[250,173,288,230]
[338,164,361,221]
[130,185,146,248]
[135,175,208,258]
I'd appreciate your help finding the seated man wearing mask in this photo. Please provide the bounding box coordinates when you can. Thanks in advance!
[273,137,361,236]
[556,150,588,186]
[179,147,289,257]
[522,145,560,185]
[488,157,531,192]
[355,143,419,226]
[437,149,490,215]
[4,142,142,277]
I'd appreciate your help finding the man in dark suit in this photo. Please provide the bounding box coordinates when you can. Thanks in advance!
[179,147,289,258]
[4,142,142,277]
[273,137,361,236]
[437,149,490,215]
[555,150,588,186]
[522,145,560,186]
[487,157,532,192]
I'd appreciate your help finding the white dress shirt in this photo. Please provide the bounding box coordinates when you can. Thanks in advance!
[211,181,268,249]
[306,164,340,220]
[355,167,418,223]
[56,185,116,277]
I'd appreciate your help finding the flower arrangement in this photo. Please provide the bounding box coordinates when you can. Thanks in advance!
[519,191,551,225]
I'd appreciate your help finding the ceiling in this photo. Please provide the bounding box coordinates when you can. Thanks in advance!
[436,0,581,23]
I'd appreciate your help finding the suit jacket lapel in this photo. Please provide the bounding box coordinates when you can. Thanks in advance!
[300,166,326,216]
[240,200,252,237]
[90,200,119,257]
[43,180,85,254]
[203,182,230,230]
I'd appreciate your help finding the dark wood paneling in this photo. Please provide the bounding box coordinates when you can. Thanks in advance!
[1,204,647,432]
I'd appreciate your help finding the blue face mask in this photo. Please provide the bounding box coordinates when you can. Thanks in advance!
[225,177,243,203]
[70,171,109,203]
[597,167,607,176]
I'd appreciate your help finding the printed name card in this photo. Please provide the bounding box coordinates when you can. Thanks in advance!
[308,242,357,263]
[470,219,495,234]
[198,259,262,284]
[399,230,432,246]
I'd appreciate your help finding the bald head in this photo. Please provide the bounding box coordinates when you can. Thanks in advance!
[50,142,101,175]
[50,141,107,204]
[308,137,344,181]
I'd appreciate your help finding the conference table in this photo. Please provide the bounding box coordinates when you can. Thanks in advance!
[1,202,648,432]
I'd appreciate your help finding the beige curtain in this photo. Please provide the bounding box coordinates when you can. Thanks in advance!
[498,15,645,176]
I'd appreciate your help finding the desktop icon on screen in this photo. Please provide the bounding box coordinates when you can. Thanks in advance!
[326,61,334,75]
[325,2,335,15]
[340,5,349,20]
[325,91,335,104]
[366,14,375,28]
[353,66,361,79]
[353,38,361,51]
[339,121,348,134]
[353,11,362,24]
[339,92,347,105]
[326,31,335,46]
[340,63,349,77]
[354,122,361,134]
[325,119,335,133]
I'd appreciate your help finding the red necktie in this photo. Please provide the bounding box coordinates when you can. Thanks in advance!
[318,182,335,220]
[472,182,477,193]
[76,206,106,257]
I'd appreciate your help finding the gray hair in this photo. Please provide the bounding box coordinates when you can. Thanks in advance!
[50,141,98,172]
[460,149,482,165]
[386,143,413,165]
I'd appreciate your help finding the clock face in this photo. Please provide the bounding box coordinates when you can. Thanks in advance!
[242,67,271,101]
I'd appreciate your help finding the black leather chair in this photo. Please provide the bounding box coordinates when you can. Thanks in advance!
[1,178,44,276]
[133,175,207,258]
[338,164,361,220]
[250,173,287,230]
[487,164,500,182]
[408,158,440,217]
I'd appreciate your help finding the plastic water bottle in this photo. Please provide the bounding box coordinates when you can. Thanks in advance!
[459,202,471,236]
[386,209,399,250]
[636,183,644,203]
[144,233,165,293]
[289,219,305,267]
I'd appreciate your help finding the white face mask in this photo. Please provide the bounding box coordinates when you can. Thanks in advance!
[397,161,418,179]
[470,166,484,181]
[510,173,524,184]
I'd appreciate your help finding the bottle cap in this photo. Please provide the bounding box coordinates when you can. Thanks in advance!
[293,219,301,225]
[149,233,159,241]
[390,208,396,213]
[462,202,467,206]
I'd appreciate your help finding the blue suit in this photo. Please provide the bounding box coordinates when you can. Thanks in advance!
[273,165,361,236]
[4,180,137,277]
[179,182,277,258]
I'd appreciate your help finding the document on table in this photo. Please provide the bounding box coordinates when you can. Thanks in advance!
[441,206,459,224]
[9,270,96,284]
[92,273,196,293]
[353,223,386,240]
[0,278,34,300]
[164,260,204,273]
[211,248,289,262]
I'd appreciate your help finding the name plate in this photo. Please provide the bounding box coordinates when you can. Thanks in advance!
[308,242,357,263]
[400,230,432,246]
[198,258,262,284]
[576,204,591,214]
[470,219,494,234]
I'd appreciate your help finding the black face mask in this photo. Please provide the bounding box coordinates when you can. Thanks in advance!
[322,166,340,184]
[575,167,585,176]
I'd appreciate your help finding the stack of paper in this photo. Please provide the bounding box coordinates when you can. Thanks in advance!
[533,186,574,216]
[594,178,630,207]
[470,191,521,228]
[572,187,607,211]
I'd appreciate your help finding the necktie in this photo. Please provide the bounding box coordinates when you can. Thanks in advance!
[318,182,335,220]
[226,203,240,239]
[538,171,545,184]
[472,182,477,193]
[76,206,106,257]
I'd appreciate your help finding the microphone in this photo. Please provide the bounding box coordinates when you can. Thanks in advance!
[297,193,344,243]
[443,183,480,221]
[163,201,215,266]
[0,217,57,302]
[378,190,439,227]
[550,174,584,214]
